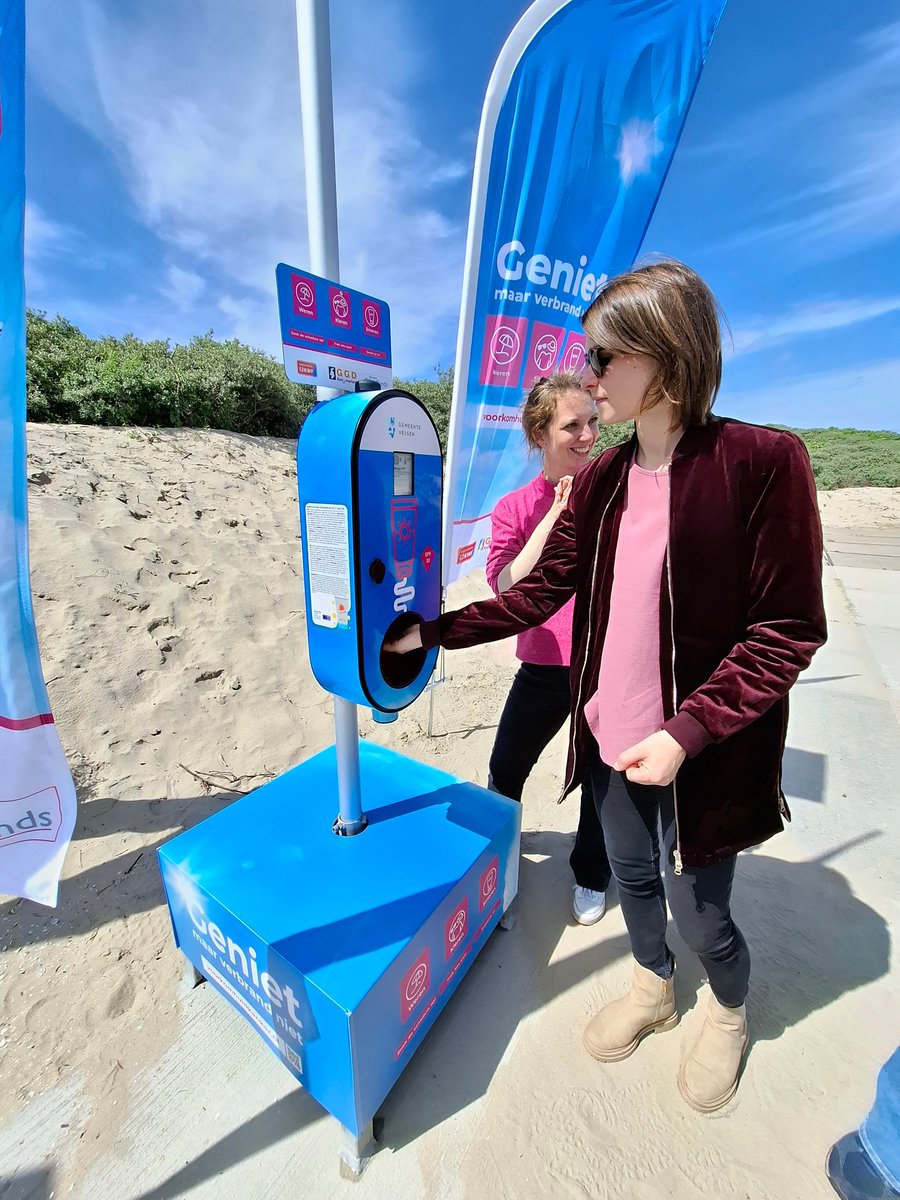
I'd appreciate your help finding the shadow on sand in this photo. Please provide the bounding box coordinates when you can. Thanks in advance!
[9,801,888,1193]
[0,1167,55,1200]
[377,830,890,1153]
[130,1092,323,1200]
[782,745,827,804]
[2,792,235,944]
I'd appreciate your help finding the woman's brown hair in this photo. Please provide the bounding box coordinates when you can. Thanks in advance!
[521,371,589,451]
[582,259,723,429]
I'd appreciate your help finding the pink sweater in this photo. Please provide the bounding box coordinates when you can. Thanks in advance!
[585,461,669,766]
[486,473,574,666]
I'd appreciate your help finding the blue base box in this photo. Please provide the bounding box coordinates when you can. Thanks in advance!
[158,742,521,1136]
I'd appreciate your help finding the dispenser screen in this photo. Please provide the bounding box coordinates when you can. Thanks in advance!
[393,451,414,497]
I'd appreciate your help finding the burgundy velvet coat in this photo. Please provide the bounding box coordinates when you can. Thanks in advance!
[421,417,827,870]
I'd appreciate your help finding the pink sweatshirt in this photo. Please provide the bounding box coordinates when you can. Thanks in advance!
[585,461,669,766]
[486,473,574,666]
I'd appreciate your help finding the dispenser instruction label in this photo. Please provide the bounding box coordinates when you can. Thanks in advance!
[305,503,351,629]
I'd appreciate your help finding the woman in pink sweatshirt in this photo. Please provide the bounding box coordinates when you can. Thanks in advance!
[485,372,611,926]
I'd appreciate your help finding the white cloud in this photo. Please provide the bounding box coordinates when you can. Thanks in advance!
[24,202,74,262]
[27,0,473,375]
[698,19,900,258]
[727,296,900,357]
[163,266,206,314]
[24,203,81,294]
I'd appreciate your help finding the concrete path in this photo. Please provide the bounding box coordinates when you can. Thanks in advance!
[824,527,900,715]
[1,531,898,1200]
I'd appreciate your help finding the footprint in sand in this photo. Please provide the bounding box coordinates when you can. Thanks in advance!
[105,972,137,1020]
[194,669,224,684]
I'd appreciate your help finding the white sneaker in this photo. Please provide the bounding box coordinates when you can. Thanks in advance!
[573,886,606,925]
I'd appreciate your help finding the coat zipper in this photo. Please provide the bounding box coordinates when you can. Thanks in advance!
[558,475,625,803]
[665,477,684,876]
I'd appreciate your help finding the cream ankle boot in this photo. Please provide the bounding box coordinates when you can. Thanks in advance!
[583,960,677,1062]
[678,994,748,1112]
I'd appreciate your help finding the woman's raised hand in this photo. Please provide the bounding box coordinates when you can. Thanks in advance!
[551,475,573,514]
[383,624,424,655]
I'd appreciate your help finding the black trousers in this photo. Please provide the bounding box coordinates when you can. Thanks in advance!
[489,662,611,892]
[588,759,751,1007]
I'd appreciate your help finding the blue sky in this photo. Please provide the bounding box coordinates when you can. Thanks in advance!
[25,0,900,431]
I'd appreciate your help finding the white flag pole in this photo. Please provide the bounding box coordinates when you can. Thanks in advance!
[294,0,364,833]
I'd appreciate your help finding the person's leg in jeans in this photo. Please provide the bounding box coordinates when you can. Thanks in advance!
[570,777,611,896]
[590,761,672,974]
[489,663,610,916]
[488,662,570,801]
[653,782,751,1112]
[860,1049,900,1193]
[658,795,750,1009]
[584,760,678,1062]
[827,1047,900,1199]
[584,761,750,1109]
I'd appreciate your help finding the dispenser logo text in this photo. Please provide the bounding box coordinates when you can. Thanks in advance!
[328,364,358,383]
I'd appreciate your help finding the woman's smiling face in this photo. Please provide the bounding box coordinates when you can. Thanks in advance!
[537,389,599,481]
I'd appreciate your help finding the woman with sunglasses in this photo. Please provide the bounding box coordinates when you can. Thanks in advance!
[485,372,611,926]
[387,259,826,1111]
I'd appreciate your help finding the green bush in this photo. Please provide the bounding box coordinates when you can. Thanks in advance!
[782,427,900,490]
[26,310,317,437]
[25,310,900,488]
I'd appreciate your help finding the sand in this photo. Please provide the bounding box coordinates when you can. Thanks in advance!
[818,486,900,528]
[1,423,898,1199]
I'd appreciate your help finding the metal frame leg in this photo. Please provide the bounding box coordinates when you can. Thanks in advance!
[338,1118,377,1179]
[499,906,517,931]
[184,961,205,988]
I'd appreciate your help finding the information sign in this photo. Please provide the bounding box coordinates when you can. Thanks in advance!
[276,264,392,389]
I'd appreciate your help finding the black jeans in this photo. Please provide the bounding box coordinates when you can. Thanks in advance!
[489,662,611,893]
[589,758,750,1008]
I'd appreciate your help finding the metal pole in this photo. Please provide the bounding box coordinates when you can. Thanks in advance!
[295,0,340,286]
[296,0,365,835]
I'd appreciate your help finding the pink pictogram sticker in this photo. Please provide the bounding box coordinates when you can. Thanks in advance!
[444,897,469,960]
[523,321,566,385]
[479,315,528,388]
[291,274,317,320]
[362,299,382,339]
[391,498,418,579]
[329,287,352,329]
[400,947,431,1021]
[479,856,499,911]
[560,331,587,375]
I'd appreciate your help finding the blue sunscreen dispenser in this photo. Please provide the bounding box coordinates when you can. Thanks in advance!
[159,383,520,1165]
[297,388,441,719]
